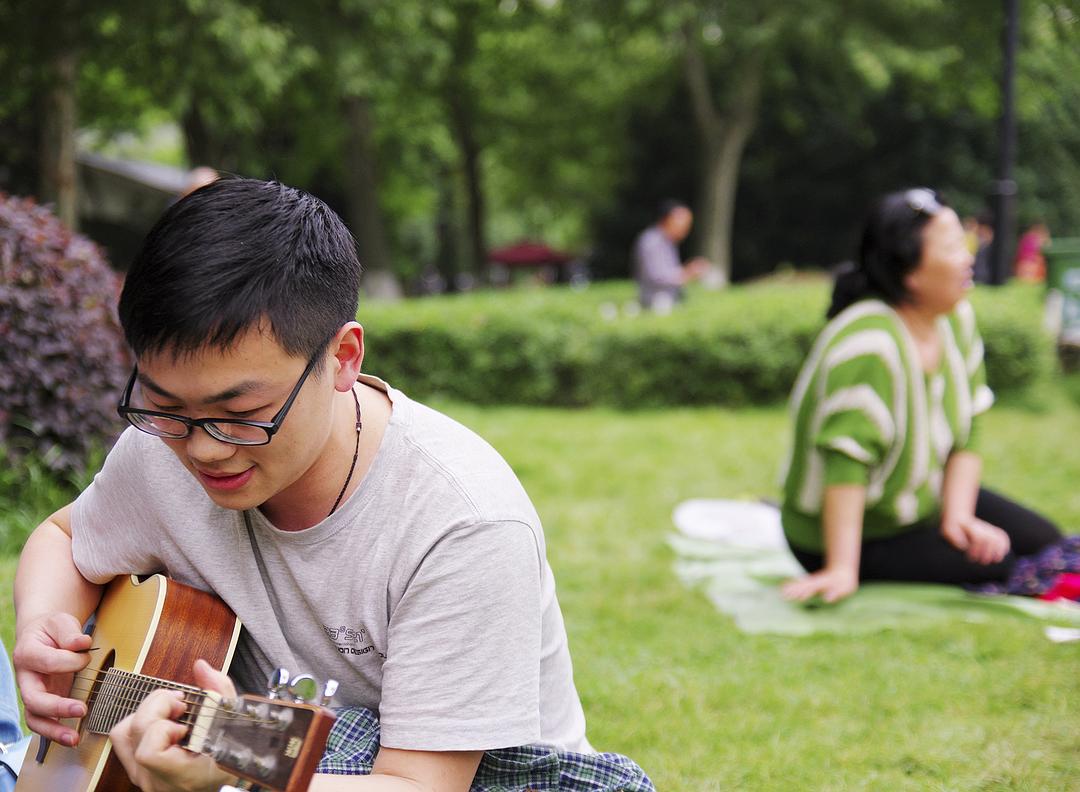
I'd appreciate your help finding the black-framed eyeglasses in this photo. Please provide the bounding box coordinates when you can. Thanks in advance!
[904,187,943,216]
[117,351,323,446]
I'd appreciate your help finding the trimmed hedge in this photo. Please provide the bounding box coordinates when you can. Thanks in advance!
[359,279,1054,408]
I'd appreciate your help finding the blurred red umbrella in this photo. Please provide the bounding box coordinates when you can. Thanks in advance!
[487,241,575,267]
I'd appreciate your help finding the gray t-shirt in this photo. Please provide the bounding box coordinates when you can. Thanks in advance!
[71,376,589,753]
[633,225,683,309]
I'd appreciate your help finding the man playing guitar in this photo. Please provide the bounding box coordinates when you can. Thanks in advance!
[13,179,597,791]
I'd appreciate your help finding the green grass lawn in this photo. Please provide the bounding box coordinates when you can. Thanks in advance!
[3,384,1079,790]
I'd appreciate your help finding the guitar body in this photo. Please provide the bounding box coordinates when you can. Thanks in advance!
[16,574,241,792]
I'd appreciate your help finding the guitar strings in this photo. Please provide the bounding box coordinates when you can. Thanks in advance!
[62,698,280,735]
[64,675,283,727]
[66,683,275,717]
[69,668,241,705]
[65,695,277,728]
[69,667,275,709]
[68,667,311,714]
[55,718,260,751]
[66,683,284,721]
[65,688,280,727]
[46,672,320,764]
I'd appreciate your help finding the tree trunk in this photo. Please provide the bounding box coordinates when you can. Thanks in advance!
[181,101,215,170]
[342,94,393,276]
[446,90,486,284]
[39,48,78,230]
[434,167,459,291]
[683,25,763,285]
[697,113,756,285]
[443,3,487,285]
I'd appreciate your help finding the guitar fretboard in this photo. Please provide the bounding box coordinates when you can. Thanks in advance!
[85,668,200,735]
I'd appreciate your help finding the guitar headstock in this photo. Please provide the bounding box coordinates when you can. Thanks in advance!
[186,689,336,792]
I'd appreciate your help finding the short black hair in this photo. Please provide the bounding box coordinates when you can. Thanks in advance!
[657,199,689,222]
[119,178,361,362]
[828,187,950,318]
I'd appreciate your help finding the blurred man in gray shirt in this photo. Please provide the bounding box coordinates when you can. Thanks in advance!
[633,200,709,311]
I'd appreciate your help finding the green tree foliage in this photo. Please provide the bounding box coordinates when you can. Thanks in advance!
[1,0,1079,287]
[79,0,305,170]
[590,0,1080,280]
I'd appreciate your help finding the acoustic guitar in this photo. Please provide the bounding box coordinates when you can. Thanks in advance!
[15,574,336,792]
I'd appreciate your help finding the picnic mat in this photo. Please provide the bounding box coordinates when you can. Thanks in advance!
[669,498,1080,637]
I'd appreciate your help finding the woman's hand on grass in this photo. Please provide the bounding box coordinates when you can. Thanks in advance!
[941,515,1010,565]
[781,566,859,604]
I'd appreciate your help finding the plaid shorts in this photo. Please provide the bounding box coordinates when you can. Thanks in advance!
[316,708,656,792]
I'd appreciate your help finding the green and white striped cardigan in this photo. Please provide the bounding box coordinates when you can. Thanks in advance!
[780,298,994,553]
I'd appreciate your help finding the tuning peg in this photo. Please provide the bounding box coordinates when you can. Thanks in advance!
[253,752,278,779]
[219,744,253,772]
[320,679,338,708]
[287,673,318,703]
[266,668,290,700]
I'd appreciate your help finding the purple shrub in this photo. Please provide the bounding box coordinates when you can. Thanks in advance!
[0,193,131,473]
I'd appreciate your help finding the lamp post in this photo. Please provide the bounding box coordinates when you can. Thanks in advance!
[989,0,1019,285]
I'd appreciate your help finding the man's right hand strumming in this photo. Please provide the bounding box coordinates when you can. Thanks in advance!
[13,611,92,746]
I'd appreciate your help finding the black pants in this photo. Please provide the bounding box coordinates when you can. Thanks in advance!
[790,488,1063,585]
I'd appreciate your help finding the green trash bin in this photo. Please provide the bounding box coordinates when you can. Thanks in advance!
[1044,237,1080,348]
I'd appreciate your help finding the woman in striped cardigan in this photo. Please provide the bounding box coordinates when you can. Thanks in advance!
[781,188,1061,604]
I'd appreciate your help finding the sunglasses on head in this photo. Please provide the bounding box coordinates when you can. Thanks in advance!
[903,187,943,216]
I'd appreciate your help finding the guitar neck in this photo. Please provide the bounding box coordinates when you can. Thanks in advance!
[81,667,334,791]
[84,667,200,736]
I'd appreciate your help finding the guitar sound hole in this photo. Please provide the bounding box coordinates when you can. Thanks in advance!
[80,649,115,733]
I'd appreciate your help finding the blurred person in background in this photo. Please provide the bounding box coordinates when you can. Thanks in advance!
[962,215,979,254]
[0,637,29,792]
[780,188,1061,604]
[180,165,219,199]
[1014,221,1050,282]
[971,210,995,284]
[632,200,709,312]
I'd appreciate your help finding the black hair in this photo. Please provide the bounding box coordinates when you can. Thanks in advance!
[827,187,949,319]
[656,199,689,222]
[119,178,362,362]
